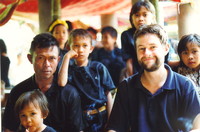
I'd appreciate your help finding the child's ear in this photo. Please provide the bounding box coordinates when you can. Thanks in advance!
[42,112,48,119]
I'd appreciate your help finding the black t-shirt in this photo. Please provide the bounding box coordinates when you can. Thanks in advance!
[3,75,83,132]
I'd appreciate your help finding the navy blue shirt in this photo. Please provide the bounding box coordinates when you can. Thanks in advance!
[107,65,200,132]
[3,75,83,132]
[42,126,56,132]
[90,47,125,86]
[68,61,115,110]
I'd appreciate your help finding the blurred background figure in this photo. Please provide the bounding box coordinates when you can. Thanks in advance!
[90,26,125,86]
[0,39,11,87]
[87,26,102,48]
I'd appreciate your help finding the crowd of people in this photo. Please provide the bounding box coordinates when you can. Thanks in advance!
[1,0,200,132]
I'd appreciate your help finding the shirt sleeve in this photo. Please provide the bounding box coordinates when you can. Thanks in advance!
[100,64,116,91]
[107,80,131,131]
[121,30,134,61]
[180,79,200,119]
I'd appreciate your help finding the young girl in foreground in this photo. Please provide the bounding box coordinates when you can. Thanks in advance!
[176,34,200,95]
[14,90,56,132]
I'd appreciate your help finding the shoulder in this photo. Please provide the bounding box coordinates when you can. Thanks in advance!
[114,47,123,53]
[118,73,140,90]
[167,67,197,95]
[43,126,56,132]
[89,61,105,68]
[122,28,135,35]
[10,76,34,96]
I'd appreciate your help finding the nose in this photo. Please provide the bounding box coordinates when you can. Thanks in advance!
[78,46,84,52]
[26,116,31,122]
[138,16,144,21]
[188,53,194,60]
[144,48,151,56]
[44,59,51,66]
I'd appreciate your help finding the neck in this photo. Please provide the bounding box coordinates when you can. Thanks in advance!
[105,45,115,51]
[141,65,168,94]
[76,59,88,67]
[35,75,53,93]
[60,43,65,50]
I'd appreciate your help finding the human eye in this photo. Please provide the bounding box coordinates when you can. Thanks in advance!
[49,56,56,62]
[192,50,198,54]
[55,31,59,34]
[73,44,79,48]
[31,112,36,116]
[20,114,26,118]
[181,51,188,55]
[150,46,157,50]
[134,13,139,17]
[83,44,88,48]
[138,47,145,51]
[37,56,45,61]
[143,13,147,17]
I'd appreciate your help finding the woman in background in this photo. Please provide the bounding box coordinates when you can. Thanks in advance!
[0,39,10,87]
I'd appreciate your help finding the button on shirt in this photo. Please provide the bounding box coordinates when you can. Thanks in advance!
[68,61,115,110]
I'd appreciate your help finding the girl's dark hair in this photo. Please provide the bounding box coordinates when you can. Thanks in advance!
[68,28,92,46]
[0,39,7,53]
[129,0,156,29]
[14,89,49,119]
[101,26,117,38]
[177,34,200,67]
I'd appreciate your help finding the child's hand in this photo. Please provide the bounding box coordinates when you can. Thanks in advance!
[66,49,78,59]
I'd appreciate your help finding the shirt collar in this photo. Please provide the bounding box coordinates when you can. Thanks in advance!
[161,64,176,90]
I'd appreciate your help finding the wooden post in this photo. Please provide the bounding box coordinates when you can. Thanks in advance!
[53,0,61,20]
[150,0,161,24]
[177,2,200,39]
[38,0,61,33]
[101,14,118,29]
[38,0,53,33]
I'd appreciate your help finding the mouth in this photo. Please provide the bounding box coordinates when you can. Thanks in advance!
[42,70,51,74]
[188,62,195,65]
[143,57,154,61]
[138,23,144,27]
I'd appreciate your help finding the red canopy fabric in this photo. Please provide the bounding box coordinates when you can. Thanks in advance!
[0,0,180,26]
[1,0,131,16]
[1,0,181,16]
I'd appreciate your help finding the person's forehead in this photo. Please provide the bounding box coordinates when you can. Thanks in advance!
[135,6,150,13]
[34,46,59,54]
[136,34,161,45]
[73,36,91,42]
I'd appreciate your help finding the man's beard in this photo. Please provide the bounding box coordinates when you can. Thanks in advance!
[139,57,161,72]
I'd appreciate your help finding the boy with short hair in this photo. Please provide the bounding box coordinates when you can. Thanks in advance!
[58,29,115,132]
[90,26,125,86]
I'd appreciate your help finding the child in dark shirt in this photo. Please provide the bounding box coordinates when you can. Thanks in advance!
[14,90,56,132]
[58,29,115,132]
[90,26,125,86]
